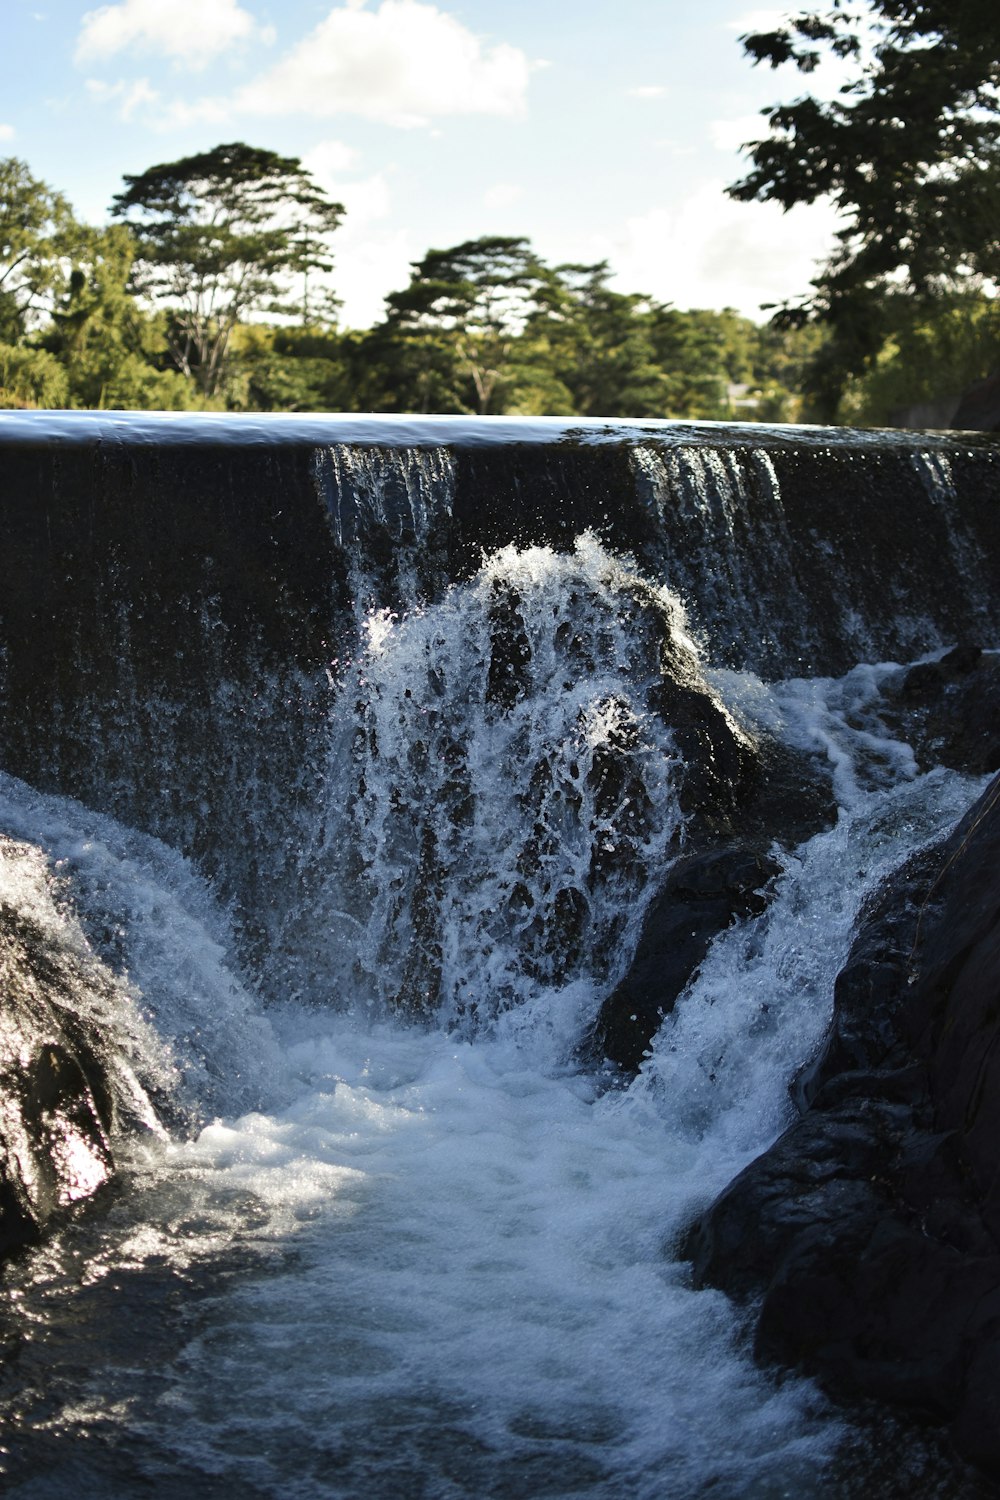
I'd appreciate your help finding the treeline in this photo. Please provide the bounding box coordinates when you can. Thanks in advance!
[236,261,826,423]
[2,144,996,424]
[0,145,819,421]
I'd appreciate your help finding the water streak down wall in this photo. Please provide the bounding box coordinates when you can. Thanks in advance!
[1,413,998,967]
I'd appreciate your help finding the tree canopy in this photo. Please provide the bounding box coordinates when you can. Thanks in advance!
[526,262,674,418]
[43,224,195,410]
[734,1,1000,286]
[732,0,1000,409]
[111,142,344,395]
[1,148,821,422]
[0,157,72,344]
[377,237,551,414]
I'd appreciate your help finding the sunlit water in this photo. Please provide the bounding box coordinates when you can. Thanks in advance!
[0,538,991,1497]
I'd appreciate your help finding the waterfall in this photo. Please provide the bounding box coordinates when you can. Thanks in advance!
[1,413,998,1497]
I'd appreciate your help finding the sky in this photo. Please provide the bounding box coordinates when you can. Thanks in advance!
[1,0,846,330]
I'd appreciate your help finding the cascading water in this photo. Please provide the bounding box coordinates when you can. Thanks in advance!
[291,536,688,1026]
[1,415,998,1498]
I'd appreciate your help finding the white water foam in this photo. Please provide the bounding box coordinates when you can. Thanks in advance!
[281,535,693,1032]
[0,773,288,1120]
[0,539,989,1498]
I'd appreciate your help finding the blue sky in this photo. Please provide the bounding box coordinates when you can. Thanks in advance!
[2,0,843,328]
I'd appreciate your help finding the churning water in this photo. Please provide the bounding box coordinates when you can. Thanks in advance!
[0,532,990,1498]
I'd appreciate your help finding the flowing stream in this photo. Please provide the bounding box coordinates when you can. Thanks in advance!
[0,517,991,1497]
[3,419,999,1497]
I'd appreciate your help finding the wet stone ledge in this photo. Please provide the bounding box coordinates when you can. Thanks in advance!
[684,769,1000,1479]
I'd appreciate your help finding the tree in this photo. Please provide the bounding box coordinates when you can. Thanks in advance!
[43,224,196,409]
[748,317,830,420]
[527,262,674,417]
[377,237,551,414]
[225,323,352,412]
[647,307,734,419]
[0,157,73,343]
[0,343,68,409]
[353,314,470,414]
[732,1,1000,413]
[111,142,344,396]
[836,285,1000,425]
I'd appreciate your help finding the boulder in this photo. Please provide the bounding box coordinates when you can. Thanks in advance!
[904,774,1000,1245]
[0,836,158,1261]
[880,645,1000,777]
[591,845,782,1071]
[684,772,1000,1477]
[590,731,835,1074]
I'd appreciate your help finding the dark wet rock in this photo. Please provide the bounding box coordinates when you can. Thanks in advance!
[591,845,782,1072]
[685,772,1000,1478]
[904,775,1000,1246]
[585,576,780,1065]
[590,722,835,1075]
[791,842,942,1112]
[588,569,764,837]
[739,734,838,851]
[646,676,757,830]
[881,646,1000,776]
[0,838,158,1262]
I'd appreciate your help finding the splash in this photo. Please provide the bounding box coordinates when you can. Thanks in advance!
[285,535,696,1032]
[0,531,990,1499]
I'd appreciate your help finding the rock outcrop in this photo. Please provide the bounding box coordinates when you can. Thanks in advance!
[591,845,782,1071]
[881,646,1000,777]
[0,836,160,1262]
[590,728,836,1073]
[685,770,1000,1476]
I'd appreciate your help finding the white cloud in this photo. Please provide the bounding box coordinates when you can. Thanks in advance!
[709,114,769,152]
[305,140,360,177]
[0,123,15,140]
[588,181,841,319]
[302,141,392,230]
[75,0,272,69]
[483,182,523,212]
[335,226,418,328]
[724,8,787,33]
[86,75,160,120]
[155,94,233,128]
[626,85,666,99]
[233,1,531,128]
[300,136,414,327]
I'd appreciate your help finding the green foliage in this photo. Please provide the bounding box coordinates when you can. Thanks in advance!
[0,157,73,343]
[0,149,827,422]
[0,156,195,410]
[749,319,830,421]
[224,323,352,412]
[837,288,1000,425]
[0,341,68,408]
[732,1,1000,411]
[353,317,472,414]
[42,224,196,409]
[734,1,1000,285]
[111,142,344,396]
[529,262,674,417]
[358,247,810,421]
[375,237,552,414]
[649,307,733,418]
